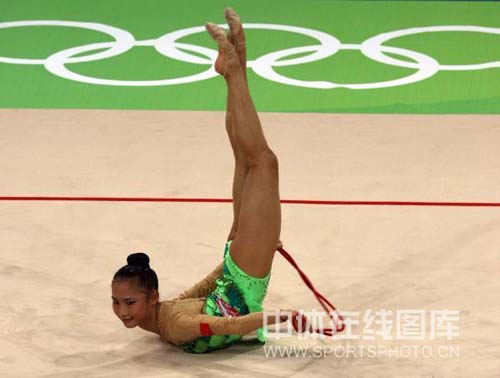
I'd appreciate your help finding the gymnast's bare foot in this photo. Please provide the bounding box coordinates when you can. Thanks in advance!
[225,7,246,71]
[205,22,241,77]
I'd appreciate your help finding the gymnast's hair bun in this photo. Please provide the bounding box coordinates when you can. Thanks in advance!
[127,253,150,269]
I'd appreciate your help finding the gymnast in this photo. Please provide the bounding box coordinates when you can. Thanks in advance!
[111,8,300,353]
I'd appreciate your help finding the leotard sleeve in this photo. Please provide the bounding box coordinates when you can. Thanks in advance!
[169,311,265,344]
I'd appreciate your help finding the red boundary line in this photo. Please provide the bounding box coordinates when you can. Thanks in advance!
[0,196,499,207]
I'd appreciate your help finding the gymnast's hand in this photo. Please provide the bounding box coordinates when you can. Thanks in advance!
[278,309,297,322]
[279,309,311,333]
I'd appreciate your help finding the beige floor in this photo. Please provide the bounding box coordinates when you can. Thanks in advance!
[0,109,499,378]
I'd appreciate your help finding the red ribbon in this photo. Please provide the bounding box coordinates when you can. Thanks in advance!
[277,246,345,335]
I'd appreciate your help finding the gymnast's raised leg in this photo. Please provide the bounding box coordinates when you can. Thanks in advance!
[207,10,281,279]
[224,7,249,243]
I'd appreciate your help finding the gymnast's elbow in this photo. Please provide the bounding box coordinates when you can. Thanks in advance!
[211,317,240,335]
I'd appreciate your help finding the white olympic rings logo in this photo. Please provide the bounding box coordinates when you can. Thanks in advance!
[1,20,499,89]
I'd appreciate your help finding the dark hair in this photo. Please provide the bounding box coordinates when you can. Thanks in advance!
[113,253,159,296]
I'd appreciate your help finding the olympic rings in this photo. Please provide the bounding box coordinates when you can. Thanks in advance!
[45,39,219,86]
[0,20,498,89]
[0,21,135,65]
[361,26,500,71]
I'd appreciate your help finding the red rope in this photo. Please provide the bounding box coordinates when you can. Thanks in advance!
[277,246,345,335]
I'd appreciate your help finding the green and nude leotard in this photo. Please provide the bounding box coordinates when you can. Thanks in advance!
[181,240,271,353]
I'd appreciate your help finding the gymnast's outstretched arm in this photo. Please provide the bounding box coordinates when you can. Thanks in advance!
[171,310,296,344]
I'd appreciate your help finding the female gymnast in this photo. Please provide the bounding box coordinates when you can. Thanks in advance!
[111,8,299,353]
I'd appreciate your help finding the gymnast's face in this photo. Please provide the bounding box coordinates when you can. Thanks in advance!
[111,279,155,328]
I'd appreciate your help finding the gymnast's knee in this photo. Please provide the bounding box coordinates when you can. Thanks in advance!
[248,149,279,172]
